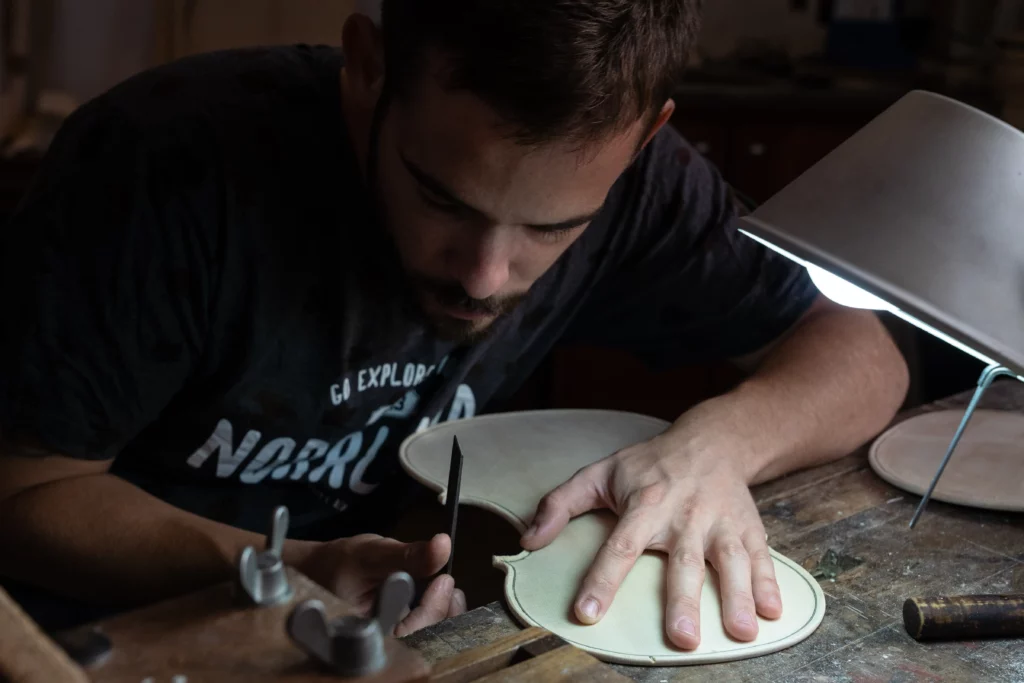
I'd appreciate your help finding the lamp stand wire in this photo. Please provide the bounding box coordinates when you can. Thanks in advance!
[909,364,1018,528]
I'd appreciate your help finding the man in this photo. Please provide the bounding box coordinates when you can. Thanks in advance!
[0,0,908,648]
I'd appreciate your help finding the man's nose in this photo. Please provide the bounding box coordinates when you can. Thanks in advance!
[453,228,512,300]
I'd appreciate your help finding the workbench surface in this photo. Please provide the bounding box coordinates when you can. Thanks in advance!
[403,381,1024,682]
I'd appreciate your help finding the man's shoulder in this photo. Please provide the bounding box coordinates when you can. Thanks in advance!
[633,124,725,204]
[587,123,732,266]
[30,43,348,217]
[8,44,350,301]
[98,44,340,116]
[61,44,342,158]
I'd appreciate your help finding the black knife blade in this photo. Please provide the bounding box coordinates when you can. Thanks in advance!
[444,435,464,576]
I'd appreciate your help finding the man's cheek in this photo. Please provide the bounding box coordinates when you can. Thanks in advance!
[521,240,578,281]
[396,213,433,250]
[394,215,447,270]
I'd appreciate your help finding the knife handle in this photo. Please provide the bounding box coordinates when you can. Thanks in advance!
[903,594,1024,641]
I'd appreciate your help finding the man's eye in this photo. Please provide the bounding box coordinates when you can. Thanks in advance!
[534,226,579,242]
[418,187,459,212]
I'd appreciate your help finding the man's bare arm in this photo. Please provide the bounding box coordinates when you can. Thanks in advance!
[722,295,910,484]
[0,451,317,606]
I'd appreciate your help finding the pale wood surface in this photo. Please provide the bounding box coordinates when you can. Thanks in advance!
[870,408,1024,511]
[400,410,825,665]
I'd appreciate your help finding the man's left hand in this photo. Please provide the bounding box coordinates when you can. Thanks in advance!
[519,430,782,650]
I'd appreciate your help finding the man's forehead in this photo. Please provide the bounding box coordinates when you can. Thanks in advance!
[392,74,645,225]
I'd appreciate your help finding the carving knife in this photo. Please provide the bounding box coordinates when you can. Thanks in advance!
[444,435,463,577]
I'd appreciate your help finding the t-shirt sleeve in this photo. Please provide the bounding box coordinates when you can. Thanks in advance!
[0,100,213,460]
[563,127,819,370]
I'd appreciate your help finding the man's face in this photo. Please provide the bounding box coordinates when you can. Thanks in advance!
[370,65,649,342]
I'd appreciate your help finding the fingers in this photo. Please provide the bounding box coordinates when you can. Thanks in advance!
[448,588,467,619]
[706,530,759,642]
[362,533,451,579]
[744,528,782,620]
[573,510,654,625]
[521,463,606,551]
[394,574,454,637]
[665,530,705,650]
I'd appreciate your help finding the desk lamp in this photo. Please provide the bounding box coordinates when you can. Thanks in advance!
[736,90,1024,527]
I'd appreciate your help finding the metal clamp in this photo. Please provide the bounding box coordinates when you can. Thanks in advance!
[287,572,414,677]
[236,506,293,606]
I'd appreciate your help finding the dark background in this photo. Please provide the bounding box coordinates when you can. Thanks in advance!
[4,0,1021,421]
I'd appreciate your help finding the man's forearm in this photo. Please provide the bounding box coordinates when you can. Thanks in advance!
[666,301,909,485]
[0,473,317,606]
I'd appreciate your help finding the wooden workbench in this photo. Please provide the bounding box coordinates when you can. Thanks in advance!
[402,381,1024,682]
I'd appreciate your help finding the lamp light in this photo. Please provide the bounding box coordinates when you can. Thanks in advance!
[736,90,1024,527]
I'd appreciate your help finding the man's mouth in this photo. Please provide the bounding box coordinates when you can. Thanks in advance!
[407,277,528,343]
[436,302,497,322]
[413,276,524,324]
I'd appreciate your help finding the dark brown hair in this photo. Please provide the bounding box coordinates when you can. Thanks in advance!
[379,0,703,147]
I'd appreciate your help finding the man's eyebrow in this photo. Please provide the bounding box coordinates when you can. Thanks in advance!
[401,153,484,215]
[401,151,603,231]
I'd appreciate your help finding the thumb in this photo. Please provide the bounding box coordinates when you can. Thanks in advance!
[520,464,605,551]
[402,533,451,578]
[366,534,450,578]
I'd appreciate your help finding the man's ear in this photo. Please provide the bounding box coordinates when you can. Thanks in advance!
[341,13,386,108]
[639,99,677,150]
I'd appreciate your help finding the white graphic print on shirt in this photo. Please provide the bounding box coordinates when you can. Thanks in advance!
[184,354,477,501]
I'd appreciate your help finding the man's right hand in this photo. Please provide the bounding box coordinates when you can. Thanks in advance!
[295,533,466,636]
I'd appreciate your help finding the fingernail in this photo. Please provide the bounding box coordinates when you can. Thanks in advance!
[580,598,599,620]
[523,524,538,538]
[441,575,455,592]
[736,610,755,627]
[673,616,696,637]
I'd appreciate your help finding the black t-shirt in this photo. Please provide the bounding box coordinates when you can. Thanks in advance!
[0,45,817,537]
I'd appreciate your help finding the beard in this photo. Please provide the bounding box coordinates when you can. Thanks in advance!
[409,273,528,344]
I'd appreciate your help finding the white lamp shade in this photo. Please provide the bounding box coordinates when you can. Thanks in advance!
[738,90,1024,376]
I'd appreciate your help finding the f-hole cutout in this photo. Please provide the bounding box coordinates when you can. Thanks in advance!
[389,496,523,610]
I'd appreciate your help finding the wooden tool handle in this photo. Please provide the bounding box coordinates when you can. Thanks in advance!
[0,587,89,683]
[903,594,1024,642]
